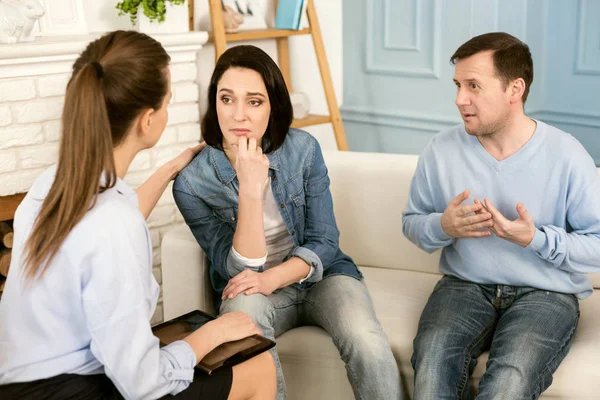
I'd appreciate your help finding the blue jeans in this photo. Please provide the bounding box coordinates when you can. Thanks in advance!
[412,276,580,400]
[220,275,402,400]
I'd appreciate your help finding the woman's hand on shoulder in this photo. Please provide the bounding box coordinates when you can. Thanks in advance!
[168,142,206,180]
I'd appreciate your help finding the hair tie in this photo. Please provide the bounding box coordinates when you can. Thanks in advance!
[91,61,104,79]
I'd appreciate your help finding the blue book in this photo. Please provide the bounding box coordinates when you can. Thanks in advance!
[275,0,305,30]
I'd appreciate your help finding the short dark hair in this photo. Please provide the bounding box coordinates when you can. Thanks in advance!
[450,32,533,104]
[202,45,293,153]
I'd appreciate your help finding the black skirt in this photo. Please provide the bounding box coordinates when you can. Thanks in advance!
[0,368,233,400]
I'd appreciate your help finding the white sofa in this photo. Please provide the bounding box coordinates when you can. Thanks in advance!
[162,151,600,399]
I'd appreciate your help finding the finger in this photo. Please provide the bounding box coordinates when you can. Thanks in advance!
[222,279,246,299]
[245,287,257,296]
[190,142,206,155]
[262,154,269,166]
[484,198,508,225]
[473,198,487,214]
[457,202,484,217]
[463,229,492,238]
[464,212,492,225]
[516,203,533,223]
[222,283,238,300]
[468,219,494,231]
[228,282,255,299]
[223,272,255,298]
[222,280,238,298]
[256,146,263,156]
[237,136,248,155]
[449,189,470,207]
[248,137,257,154]
[223,271,244,293]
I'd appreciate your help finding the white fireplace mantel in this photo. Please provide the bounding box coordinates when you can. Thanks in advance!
[0,32,209,80]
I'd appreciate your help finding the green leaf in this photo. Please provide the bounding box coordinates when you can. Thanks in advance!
[115,0,185,24]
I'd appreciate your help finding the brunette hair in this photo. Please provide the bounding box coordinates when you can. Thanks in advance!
[202,45,293,153]
[23,30,170,280]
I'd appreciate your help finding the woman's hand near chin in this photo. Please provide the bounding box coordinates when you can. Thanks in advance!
[235,136,269,199]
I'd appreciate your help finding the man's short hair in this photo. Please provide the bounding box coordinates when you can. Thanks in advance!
[451,32,534,104]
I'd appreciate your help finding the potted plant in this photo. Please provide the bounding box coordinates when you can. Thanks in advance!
[116,0,189,34]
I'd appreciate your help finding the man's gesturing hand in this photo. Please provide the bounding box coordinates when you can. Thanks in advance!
[475,198,536,247]
[441,189,493,238]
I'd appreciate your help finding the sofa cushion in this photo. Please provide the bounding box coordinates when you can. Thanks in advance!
[276,265,600,398]
[324,151,442,277]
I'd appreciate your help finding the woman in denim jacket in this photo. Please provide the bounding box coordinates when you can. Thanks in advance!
[173,45,401,400]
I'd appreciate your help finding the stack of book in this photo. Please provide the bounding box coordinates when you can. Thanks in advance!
[274,0,307,30]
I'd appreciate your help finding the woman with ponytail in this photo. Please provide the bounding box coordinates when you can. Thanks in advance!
[0,31,275,400]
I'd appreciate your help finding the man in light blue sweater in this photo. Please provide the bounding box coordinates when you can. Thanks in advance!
[403,32,600,400]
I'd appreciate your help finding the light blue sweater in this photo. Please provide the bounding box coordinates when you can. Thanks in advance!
[402,121,600,298]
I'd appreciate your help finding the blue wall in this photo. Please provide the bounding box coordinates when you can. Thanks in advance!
[341,0,600,164]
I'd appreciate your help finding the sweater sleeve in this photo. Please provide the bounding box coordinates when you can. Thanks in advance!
[402,145,455,253]
[527,172,600,274]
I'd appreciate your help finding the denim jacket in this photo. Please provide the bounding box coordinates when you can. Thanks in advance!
[173,128,362,303]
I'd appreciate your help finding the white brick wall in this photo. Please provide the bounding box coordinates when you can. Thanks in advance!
[178,123,202,142]
[0,79,36,102]
[12,98,64,124]
[170,63,197,83]
[0,168,47,194]
[167,103,200,126]
[173,83,199,103]
[43,120,61,142]
[19,144,59,169]
[0,57,205,325]
[0,150,18,173]
[37,74,70,98]
[0,124,44,149]
[0,106,11,127]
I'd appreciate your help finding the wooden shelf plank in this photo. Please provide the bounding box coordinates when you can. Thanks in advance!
[291,114,331,128]
[209,28,311,43]
[0,193,26,222]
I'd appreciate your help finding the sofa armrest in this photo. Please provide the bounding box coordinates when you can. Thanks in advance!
[161,224,216,321]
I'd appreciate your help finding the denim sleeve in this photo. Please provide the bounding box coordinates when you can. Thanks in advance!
[285,139,340,283]
[402,145,455,253]
[172,175,262,281]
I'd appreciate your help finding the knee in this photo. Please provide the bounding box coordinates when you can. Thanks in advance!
[336,322,394,364]
[258,351,276,378]
[412,329,456,372]
[220,293,274,329]
[480,364,542,399]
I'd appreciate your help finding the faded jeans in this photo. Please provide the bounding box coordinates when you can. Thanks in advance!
[412,275,580,400]
[220,275,402,400]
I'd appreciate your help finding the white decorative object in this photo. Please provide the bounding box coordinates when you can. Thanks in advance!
[0,0,45,44]
[290,92,310,119]
[222,0,267,31]
[38,0,87,36]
